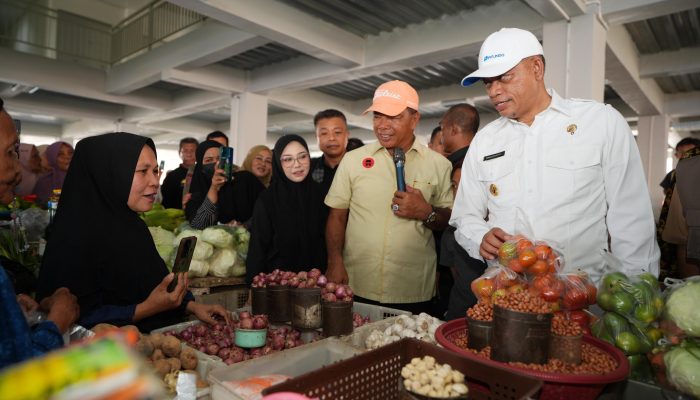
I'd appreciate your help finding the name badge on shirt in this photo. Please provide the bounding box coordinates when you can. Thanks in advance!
[483,151,505,161]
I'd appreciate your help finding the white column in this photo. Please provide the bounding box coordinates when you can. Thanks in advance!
[230,93,268,164]
[637,115,670,220]
[543,12,606,101]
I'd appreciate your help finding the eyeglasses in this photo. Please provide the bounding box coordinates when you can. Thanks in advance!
[280,152,310,167]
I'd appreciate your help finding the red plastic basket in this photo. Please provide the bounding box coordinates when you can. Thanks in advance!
[435,319,630,400]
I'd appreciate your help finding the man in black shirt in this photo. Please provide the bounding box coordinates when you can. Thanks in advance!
[310,109,349,197]
[160,137,198,209]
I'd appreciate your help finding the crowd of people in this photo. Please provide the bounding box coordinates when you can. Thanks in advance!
[1,26,697,369]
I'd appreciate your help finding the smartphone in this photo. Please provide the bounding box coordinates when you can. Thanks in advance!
[218,146,234,181]
[182,165,195,199]
[167,236,197,292]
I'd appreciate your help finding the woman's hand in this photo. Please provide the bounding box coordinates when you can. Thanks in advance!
[186,302,230,325]
[134,273,188,322]
[41,287,80,333]
[16,293,39,314]
[207,167,227,203]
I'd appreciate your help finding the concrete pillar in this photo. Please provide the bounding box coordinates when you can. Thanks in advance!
[230,93,268,164]
[543,12,606,101]
[637,115,670,220]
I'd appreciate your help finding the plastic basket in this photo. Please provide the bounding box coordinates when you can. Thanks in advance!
[352,302,411,322]
[435,319,630,400]
[263,338,542,400]
[209,338,363,400]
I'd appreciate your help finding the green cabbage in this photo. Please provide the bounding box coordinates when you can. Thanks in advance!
[664,280,700,337]
[201,226,235,248]
[148,227,175,264]
[209,248,237,277]
[664,341,700,398]
[188,259,210,278]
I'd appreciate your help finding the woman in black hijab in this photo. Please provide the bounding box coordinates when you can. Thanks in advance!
[37,133,228,332]
[186,140,265,229]
[246,135,327,283]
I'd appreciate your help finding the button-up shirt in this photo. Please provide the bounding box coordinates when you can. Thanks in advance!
[325,139,453,303]
[450,89,659,284]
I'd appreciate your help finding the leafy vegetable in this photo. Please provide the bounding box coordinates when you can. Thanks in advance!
[201,226,234,248]
[188,259,210,278]
[664,340,700,398]
[664,279,700,337]
[209,248,237,277]
[148,227,175,264]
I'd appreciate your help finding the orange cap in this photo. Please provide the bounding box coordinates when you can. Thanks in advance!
[363,80,419,117]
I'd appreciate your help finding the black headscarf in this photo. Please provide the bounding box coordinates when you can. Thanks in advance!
[37,132,184,332]
[185,140,223,221]
[246,135,327,282]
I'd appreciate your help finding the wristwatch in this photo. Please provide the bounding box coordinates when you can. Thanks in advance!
[423,207,438,225]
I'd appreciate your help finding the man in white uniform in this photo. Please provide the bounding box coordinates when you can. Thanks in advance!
[450,28,660,283]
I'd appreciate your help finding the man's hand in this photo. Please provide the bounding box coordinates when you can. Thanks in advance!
[42,287,80,333]
[480,227,513,260]
[392,185,432,220]
[187,302,230,325]
[326,260,349,284]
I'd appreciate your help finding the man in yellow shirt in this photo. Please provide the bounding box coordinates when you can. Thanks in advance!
[324,80,453,313]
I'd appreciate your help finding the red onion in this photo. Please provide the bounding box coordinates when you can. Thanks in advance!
[238,311,251,320]
[316,275,328,287]
[180,330,192,340]
[218,348,231,359]
[206,344,220,355]
[306,278,317,288]
[297,281,307,289]
[280,279,289,286]
[323,293,337,302]
[345,287,354,298]
[262,345,273,355]
[343,296,353,302]
[194,325,207,337]
[289,277,300,287]
[290,330,301,340]
[295,339,305,347]
[285,337,296,349]
[224,358,235,365]
[297,271,308,280]
[325,282,337,293]
[252,316,267,329]
[199,346,207,353]
[308,268,321,279]
[335,285,346,299]
[272,335,285,350]
[231,348,245,363]
[239,318,254,329]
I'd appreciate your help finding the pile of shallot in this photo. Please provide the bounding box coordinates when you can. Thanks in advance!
[168,312,308,365]
[321,282,354,302]
[251,268,329,288]
[353,312,371,328]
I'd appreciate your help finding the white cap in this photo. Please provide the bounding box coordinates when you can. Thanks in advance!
[461,28,543,87]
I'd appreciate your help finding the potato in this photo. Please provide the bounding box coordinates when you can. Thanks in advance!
[161,336,181,358]
[153,359,171,378]
[135,336,154,358]
[91,323,117,335]
[149,332,165,349]
[166,357,181,372]
[180,347,198,370]
[151,348,165,361]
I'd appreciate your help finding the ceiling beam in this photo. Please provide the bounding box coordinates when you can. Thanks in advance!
[124,89,230,123]
[162,64,247,94]
[605,25,665,116]
[665,91,700,118]
[106,20,264,94]
[5,92,122,122]
[601,0,699,25]
[640,47,700,78]
[268,89,372,130]
[522,0,586,21]
[249,0,544,93]
[0,47,170,110]
[169,0,365,67]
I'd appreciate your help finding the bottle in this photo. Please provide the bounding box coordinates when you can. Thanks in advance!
[48,189,61,224]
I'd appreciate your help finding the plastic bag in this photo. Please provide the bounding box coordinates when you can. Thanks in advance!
[597,270,663,328]
[558,272,597,311]
[470,261,526,304]
[660,277,700,344]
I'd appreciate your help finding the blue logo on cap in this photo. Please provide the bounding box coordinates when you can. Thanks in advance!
[483,53,505,62]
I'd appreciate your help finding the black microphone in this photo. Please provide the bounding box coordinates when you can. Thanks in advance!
[393,148,406,192]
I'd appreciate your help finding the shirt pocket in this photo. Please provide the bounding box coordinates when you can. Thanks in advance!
[476,147,520,210]
[410,177,436,203]
[545,145,604,215]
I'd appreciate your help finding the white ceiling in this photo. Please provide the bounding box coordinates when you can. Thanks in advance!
[1,0,699,150]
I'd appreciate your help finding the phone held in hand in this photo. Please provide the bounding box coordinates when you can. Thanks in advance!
[167,236,197,292]
[218,146,234,181]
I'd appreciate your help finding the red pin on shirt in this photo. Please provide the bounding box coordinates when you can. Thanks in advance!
[362,157,375,168]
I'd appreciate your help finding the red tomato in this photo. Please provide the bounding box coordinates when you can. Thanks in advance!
[567,310,591,327]
[530,260,549,275]
[507,258,525,273]
[563,288,588,310]
[471,278,494,300]
[516,239,534,253]
[534,244,552,260]
[586,283,597,305]
[495,271,518,288]
[519,249,537,268]
[540,279,565,302]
